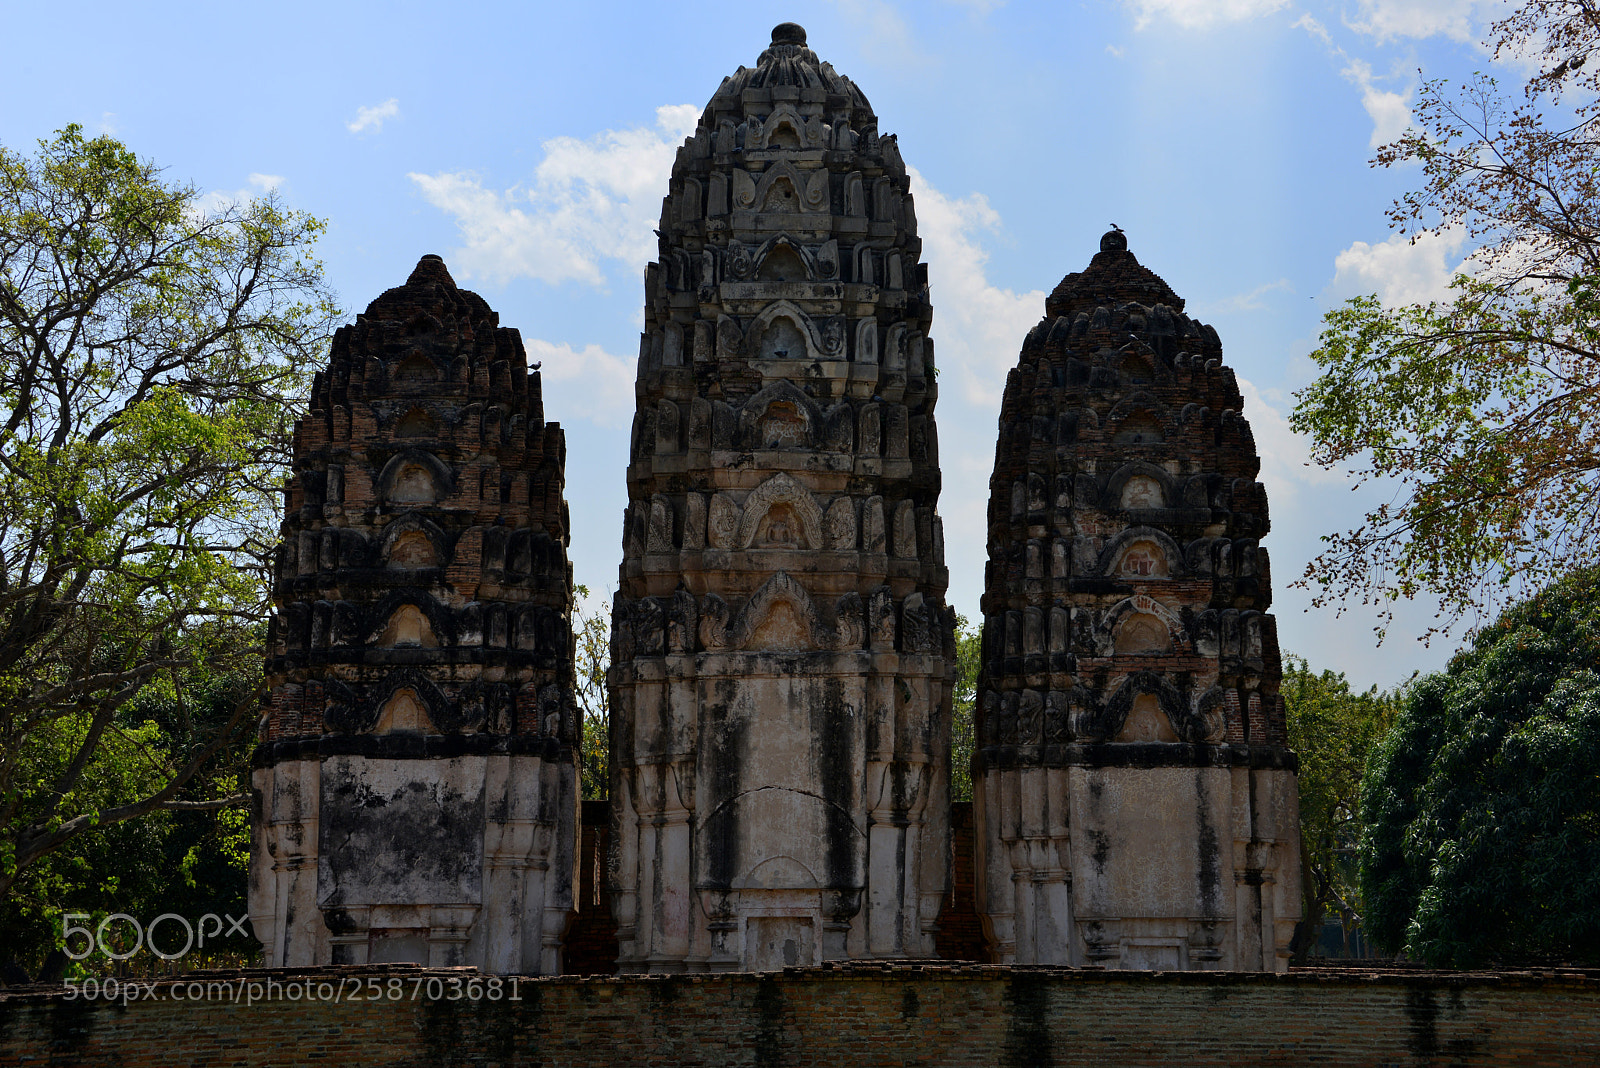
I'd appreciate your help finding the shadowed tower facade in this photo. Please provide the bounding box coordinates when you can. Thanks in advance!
[249,256,579,974]
[973,231,1301,970]
[607,23,957,972]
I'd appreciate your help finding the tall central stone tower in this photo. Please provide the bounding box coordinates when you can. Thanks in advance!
[607,23,956,972]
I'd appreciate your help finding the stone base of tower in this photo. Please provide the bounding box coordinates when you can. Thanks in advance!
[249,746,578,975]
[974,752,1300,971]
[609,648,950,974]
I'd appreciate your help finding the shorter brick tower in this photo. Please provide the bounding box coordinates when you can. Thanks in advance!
[973,231,1300,971]
[249,256,579,973]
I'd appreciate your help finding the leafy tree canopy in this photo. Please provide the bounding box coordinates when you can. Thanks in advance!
[1283,654,1401,960]
[950,616,978,804]
[0,125,338,907]
[1359,565,1600,966]
[574,585,609,802]
[1291,0,1600,635]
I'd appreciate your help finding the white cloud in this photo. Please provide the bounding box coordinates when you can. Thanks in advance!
[1123,0,1288,31]
[1205,278,1293,313]
[897,168,1049,620]
[1237,377,1348,506]
[1329,227,1469,305]
[192,172,287,216]
[1294,17,1413,148]
[1106,44,1127,58]
[525,338,636,429]
[944,0,1004,12]
[1342,59,1413,147]
[1294,12,1335,46]
[347,98,400,134]
[411,104,700,288]
[1345,0,1498,44]
[905,165,1046,410]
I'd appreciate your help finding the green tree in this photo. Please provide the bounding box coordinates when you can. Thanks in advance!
[1359,565,1600,967]
[1282,655,1402,960]
[574,585,610,801]
[0,663,259,970]
[949,615,979,804]
[1291,0,1600,634]
[0,126,338,910]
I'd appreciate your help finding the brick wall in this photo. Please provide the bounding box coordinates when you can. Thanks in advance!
[563,800,618,975]
[4,964,1596,1067]
[936,802,987,961]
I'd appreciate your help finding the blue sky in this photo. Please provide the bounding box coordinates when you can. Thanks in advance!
[3,0,1516,690]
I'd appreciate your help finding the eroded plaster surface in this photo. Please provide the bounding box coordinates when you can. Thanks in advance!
[607,22,957,972]
[249,258,579,974]
[973,231,1301,970]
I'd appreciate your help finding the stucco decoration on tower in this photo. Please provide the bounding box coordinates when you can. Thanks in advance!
[607,23,957,972]
[249,256,580,974]
[973,231,1302,971]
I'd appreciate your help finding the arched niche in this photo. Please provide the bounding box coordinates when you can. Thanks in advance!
[1099,527,1184,579]
[392,352,437,384]
[759,315,807,359]
[761,174,801,212]
[1112,410,1164,444]
[757,243,809,282]
[387,531,437,568]
[1114,613,1173,655]
[740,379,822,449]
[380,514,447,570]
[733,571,818,651]
[754,104,810,151]
[1104,671,1187,743]
[748,301,825,363]
[1119,351,1157,384]
[1108,391,1168,444]
[1120,475,1165,510]
[751,161,825,214]
[1114,693,1179,742]
[378,451,452,506]
[376,604,438,649]
[403,312,442,337]
[373,687,437,734]
[1117,538,1170,579]
[395,406,437,438]
[737,474,823,550]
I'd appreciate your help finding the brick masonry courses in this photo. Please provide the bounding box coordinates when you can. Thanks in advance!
[249,255,580,975]
[973,230,1300,970]
[3,965,1599,1067]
